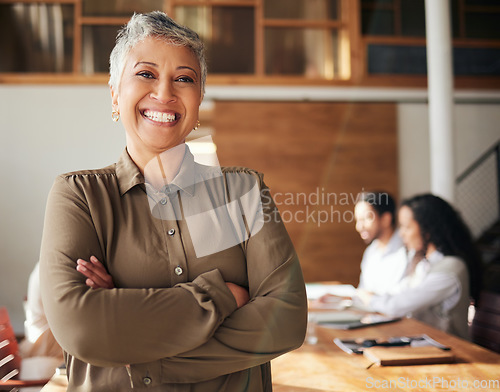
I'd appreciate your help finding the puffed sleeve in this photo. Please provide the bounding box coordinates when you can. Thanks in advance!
[39,175,238,368]
[128,170,308,384]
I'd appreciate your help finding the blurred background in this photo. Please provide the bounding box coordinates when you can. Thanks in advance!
[0,0,499,334]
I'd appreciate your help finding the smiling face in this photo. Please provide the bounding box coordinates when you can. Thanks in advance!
[398,205,424,252]
[111,37,203,170]
[354,202,381,245]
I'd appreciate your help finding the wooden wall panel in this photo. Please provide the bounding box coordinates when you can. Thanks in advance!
[212,101,398,285]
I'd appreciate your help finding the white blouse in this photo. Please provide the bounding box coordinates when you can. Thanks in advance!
[369,250,469,338]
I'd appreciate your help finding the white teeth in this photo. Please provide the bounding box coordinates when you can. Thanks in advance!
[144,110,176,123]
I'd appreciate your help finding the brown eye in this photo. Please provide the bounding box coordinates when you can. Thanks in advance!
[137,71,155,79]
[176,76,194,83]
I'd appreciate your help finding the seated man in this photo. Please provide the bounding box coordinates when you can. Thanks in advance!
[354,191,407,295]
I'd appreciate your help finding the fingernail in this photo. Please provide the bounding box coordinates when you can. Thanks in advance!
[77,265,87,272]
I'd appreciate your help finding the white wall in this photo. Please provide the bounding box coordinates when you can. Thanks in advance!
[0,85,499,333]
[397,103,500,199]
[0,85,125,333]
[397,103,500,237]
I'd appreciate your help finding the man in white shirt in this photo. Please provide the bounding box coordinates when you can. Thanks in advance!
[354,191,407,295]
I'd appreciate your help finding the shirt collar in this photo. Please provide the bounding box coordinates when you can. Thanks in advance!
[116,149,145,196]
[426,250,444,264]
[168,145,196,197]
[386,230,404,252]
[372,230,404,256]
[115,145,200,197]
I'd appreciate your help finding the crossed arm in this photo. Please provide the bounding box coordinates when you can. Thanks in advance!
[41,173,307,385]
[76,256,250,308]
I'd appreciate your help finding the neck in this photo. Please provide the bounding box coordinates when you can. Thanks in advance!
[425,243,437,258]
[376,228,394,247]
[129,144,186,190]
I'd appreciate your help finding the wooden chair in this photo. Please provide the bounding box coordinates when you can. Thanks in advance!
[470,291,500,353]
[0,307,51,391]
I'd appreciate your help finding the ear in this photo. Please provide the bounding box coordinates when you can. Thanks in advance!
[380,211,393,229]
[110,85,119,111]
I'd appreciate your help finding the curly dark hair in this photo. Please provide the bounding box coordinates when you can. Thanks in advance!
[401,193,483,302]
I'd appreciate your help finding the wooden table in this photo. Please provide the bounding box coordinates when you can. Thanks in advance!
[271,316,500,392]
[40,373,67,392]
[40,316,500,392]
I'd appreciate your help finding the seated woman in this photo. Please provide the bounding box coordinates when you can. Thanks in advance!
[356,193,482,340]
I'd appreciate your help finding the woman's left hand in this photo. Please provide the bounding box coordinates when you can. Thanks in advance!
[354,288,374,305]
[76,256,115,289]
[225,282,250,308]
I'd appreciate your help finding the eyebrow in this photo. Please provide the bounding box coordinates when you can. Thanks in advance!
[134,61,157,68]
[178,66,198,77]
[133,62,198,77]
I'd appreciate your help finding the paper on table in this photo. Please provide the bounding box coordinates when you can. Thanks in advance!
[311,310,363,324]
[334,334,450,354]
[305,283,356,300]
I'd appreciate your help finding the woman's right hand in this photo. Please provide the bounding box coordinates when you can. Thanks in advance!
[225,282,250,308]
[76,256,115,289]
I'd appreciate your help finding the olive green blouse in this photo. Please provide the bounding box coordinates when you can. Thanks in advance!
[39,147,307,392]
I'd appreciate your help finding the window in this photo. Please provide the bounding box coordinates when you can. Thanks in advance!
[360,0,500,80]
[451,0,500,40]
[0,0,354,83]
[174,0,350,80]
[261,0,348,79]
[175,5,255,74]
[0,0,499,87]
[0,2,75,73]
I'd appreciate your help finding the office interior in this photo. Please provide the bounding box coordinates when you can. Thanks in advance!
[0,0,499,336]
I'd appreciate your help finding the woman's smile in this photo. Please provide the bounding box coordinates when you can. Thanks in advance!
[142,109,179,124]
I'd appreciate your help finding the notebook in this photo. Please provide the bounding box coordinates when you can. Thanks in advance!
[363,346,455,366]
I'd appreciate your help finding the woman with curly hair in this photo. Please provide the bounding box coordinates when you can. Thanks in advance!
[356,193,482,339]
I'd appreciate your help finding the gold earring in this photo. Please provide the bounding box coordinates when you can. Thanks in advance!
[111,110,120,122]
[193,120,200,131]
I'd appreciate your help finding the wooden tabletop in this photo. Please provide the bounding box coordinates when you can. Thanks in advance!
[271,316,500,392]
[40,315,500,392]
[40,373,67,392]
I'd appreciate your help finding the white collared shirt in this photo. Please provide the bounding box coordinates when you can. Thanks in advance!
[357,231,408,295]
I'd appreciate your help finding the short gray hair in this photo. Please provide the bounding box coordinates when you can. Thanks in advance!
[109,11,207,93]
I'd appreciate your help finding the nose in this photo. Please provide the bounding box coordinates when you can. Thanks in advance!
[355,220,363,232]
[150,80,176,103]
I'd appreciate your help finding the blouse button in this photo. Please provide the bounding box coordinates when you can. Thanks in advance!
[174,266,183,276]
[160,198,167,205]
[168,228,175,236]
[143,377,152,385]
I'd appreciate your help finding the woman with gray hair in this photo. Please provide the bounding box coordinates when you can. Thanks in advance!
[39,11,307,392]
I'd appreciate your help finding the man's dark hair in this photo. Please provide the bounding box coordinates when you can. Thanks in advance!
[358,191,396,227]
